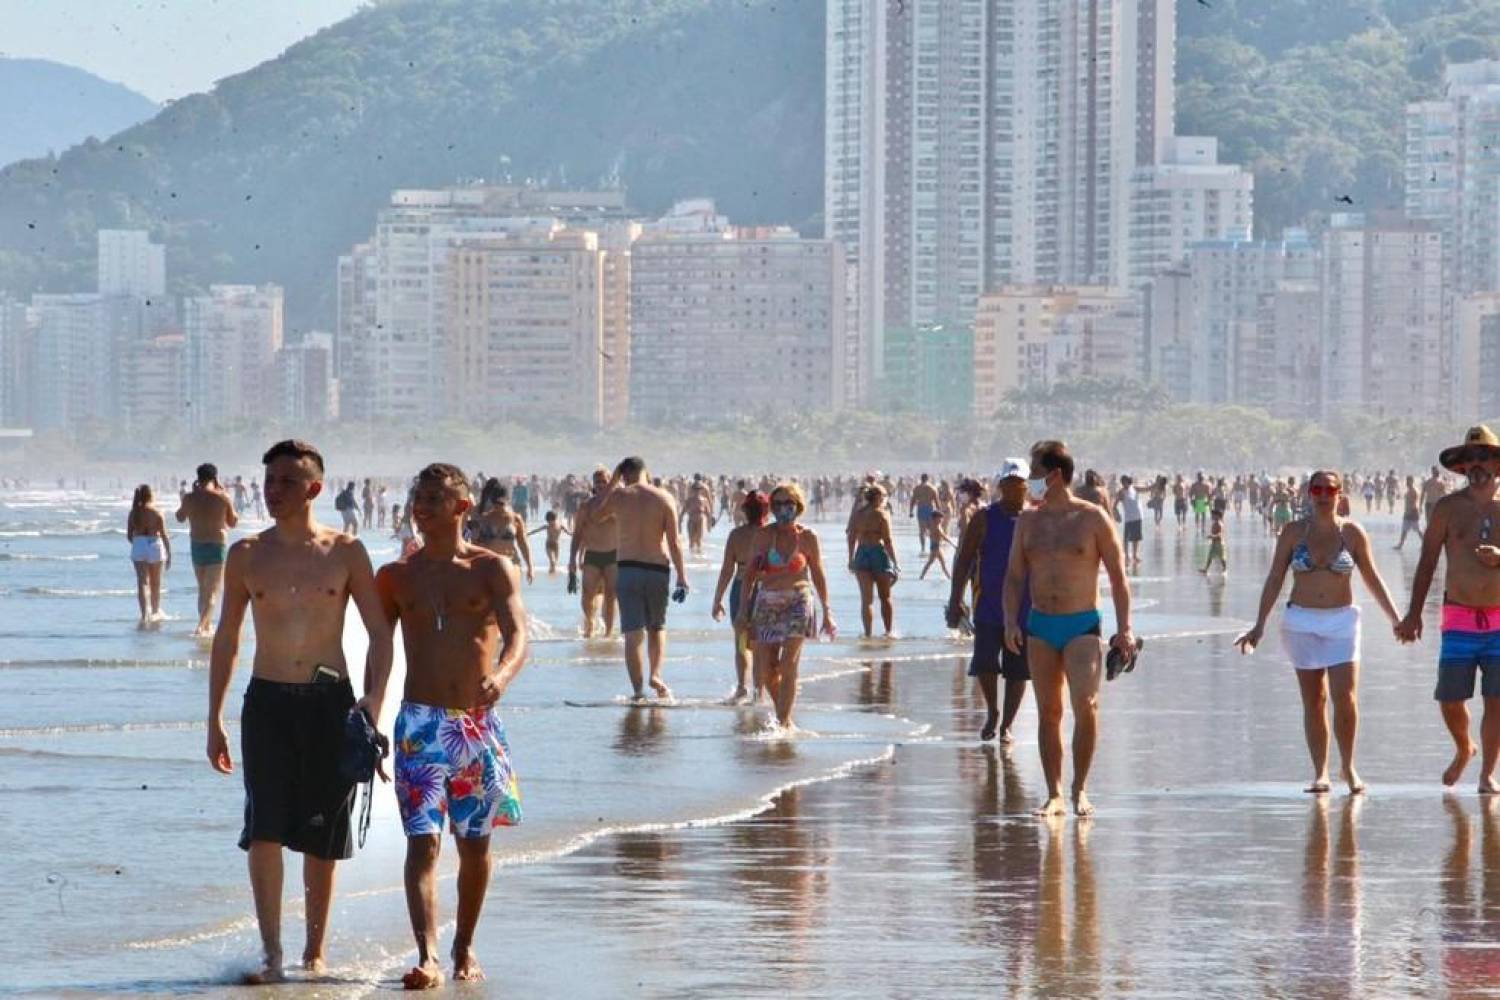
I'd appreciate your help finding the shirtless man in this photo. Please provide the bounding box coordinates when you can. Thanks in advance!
[596,456,690,701]
[1396,475,1423,551]
[569,468,619,638]
[206,439,393,984]
[1398,426,1500,791]
[1423,465,1449,533]
[909,473,939,555]
[177,462,239,637]
[680,474,715,556]
[376,464,527,989]
[1003,440,1135,817]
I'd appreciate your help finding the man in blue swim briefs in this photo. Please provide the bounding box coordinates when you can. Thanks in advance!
[1003,439,1135,818]
[1398,425,1500,792]
[909,473,939,556]
[177,462,238,637]
[376,463,528,988]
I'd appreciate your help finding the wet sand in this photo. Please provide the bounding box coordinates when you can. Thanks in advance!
[11,504,1500,997]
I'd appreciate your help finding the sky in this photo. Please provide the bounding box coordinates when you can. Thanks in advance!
[0,0,366,102]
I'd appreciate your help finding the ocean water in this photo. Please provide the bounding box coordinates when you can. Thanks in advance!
[1,489,1484,997]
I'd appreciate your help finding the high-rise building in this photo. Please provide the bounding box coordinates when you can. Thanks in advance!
[335,243,377,423]
[1128,136,1254,288]
[1319,214,1445,420]
[97,229,165,299]
[28,294,110,431]
[184,284,284,432]
[119,333,187,437]
[827,0,1181,400]
[444,225,606,427]
[1252,280,1322,422]
[1184,232,1315,406]
[630,207,845,423]
[276,333,339,426]
[972,285,1142,414]
[1456,293,1500,420]
[1406,61,1500,296]
[598,223,637,428]
[0,295,29,428]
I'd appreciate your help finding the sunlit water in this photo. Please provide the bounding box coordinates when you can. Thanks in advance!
[0,490,1491,996]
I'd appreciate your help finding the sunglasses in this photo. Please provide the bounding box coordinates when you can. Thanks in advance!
[1308,484,1340,498]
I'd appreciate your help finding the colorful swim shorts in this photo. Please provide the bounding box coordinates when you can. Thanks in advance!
[1437,603,1500,702]
[393,702,521,838]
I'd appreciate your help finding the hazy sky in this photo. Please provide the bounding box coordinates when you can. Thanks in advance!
[0,0,366,101]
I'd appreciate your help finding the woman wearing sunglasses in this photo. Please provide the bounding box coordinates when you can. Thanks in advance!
[738,483,837,729]
[1235,471,1402,795]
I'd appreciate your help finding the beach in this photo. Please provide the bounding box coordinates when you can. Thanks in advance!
[2,487,1495,997]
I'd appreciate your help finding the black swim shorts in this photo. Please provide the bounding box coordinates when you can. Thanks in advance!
[967,621,1030,681]
[239,677,357,860]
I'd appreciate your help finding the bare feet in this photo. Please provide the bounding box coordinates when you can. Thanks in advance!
[649,677,673,701]
[1444,741,1479,787]
[998,727,1015,746]
[979,711,998,742]
[1342,768,1365,795]
[1072,790,1094,817]
[1036,795,1067,817]
[242,954,285,985]
[402,961,445,991]
[453,946,485,982]
[1480,778,1500,795]
[1304,779,1331,794]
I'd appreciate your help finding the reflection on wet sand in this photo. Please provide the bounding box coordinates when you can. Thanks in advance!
[858,660,895,708]
[728,786,828,983]
[964,744,1038,993]
[1439,796,1500,997]
[613,705,668,757]
[1287,796,1363,998]
[1036,816,1101,998]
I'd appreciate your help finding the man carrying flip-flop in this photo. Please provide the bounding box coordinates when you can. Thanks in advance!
[1003,440,1137,818]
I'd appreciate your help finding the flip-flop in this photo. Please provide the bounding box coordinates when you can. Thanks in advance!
[1105,637,1144,681]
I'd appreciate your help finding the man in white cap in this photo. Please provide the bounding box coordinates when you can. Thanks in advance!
[1399,425,1500,791]
[947,458,1031,742]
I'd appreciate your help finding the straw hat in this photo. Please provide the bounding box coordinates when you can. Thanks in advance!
[1439,425,1500,471]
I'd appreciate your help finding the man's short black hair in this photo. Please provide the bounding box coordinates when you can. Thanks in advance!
[414,463,472,499]
[1030,440,1075,485]
[196,462,218,484]
[618,456,646,478]
[262,439,325,476]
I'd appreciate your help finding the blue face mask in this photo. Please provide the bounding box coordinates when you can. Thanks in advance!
[772,504,797,525]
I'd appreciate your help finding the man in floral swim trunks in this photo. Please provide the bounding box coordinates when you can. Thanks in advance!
[376,463,529,989]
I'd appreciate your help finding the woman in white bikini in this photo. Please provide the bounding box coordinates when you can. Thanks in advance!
[126,484,171,627]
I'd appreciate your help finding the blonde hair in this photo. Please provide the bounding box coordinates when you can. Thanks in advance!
[770,481,806,514]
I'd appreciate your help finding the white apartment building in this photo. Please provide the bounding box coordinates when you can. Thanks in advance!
[1141,266,1192,402]
[1320,214,1446,420]
[827,0,1177,399]
[1456,293,1500,420]
[276,333,339,426]
[972,284,1142,414]
[629,220,845,423]
[28,294,109,431]
[97,229,165,299]
[184,284,284,432]
[119,333,187,436]
[1128,136,1253,288]
[1406,61,1500,295]
[335,243,377,422]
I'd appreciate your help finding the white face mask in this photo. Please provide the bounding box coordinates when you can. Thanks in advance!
[1027,475,1049,500]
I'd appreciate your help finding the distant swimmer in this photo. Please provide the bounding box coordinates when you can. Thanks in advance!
[910,473,939,555]
[712,490,770,703]
[596,456,690,702]
[205,439,393,985]
[737,483,836,728]
[948,459,1031,743]
[847,482,899,638]
[176,462,238,637]
[569,468,619,638]
[1004,440,1135,818]
[1236,471,1401,795]
[126,483,171,627]
[1398,426,1500,792]
[376,464,527,989]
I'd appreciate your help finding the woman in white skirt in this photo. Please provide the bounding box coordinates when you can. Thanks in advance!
[1236,471,1401,794]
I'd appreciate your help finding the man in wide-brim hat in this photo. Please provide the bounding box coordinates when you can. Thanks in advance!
[1399,425,1500,792]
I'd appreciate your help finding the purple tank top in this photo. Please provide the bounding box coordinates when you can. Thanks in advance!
[975,503,1027,626]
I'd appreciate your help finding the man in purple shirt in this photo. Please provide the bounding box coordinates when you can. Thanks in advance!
[947,459,1031,742]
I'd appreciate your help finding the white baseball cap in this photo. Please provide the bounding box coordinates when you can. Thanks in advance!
[997,458,1030,482]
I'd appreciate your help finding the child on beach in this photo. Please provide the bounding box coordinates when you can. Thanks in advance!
[919,508,953,580]
[1201,508,1227,575]
[528,510,569,573]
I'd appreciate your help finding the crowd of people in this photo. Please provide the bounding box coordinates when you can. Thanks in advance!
[84,425,1500,986]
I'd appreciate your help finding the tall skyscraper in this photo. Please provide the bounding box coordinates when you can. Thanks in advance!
[97,229,165,299]
[184,284,284,433]
[1128,136,1254,288]
[827,0,1177,400]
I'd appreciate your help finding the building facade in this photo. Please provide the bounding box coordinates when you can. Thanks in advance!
[184,284,285,432]
[1128,136,1254,288]
[97,229,165,299]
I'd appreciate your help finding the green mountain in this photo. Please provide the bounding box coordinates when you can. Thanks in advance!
[0,0,1496,324]
[0,59,158,168]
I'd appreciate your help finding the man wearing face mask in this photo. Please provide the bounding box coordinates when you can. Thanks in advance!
[1398,425,1500,791]
[1002,440,1135,817]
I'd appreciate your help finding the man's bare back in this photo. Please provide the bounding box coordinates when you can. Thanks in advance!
[178,485,237,542]
[608,484,678,564]
[575,494,619,555]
